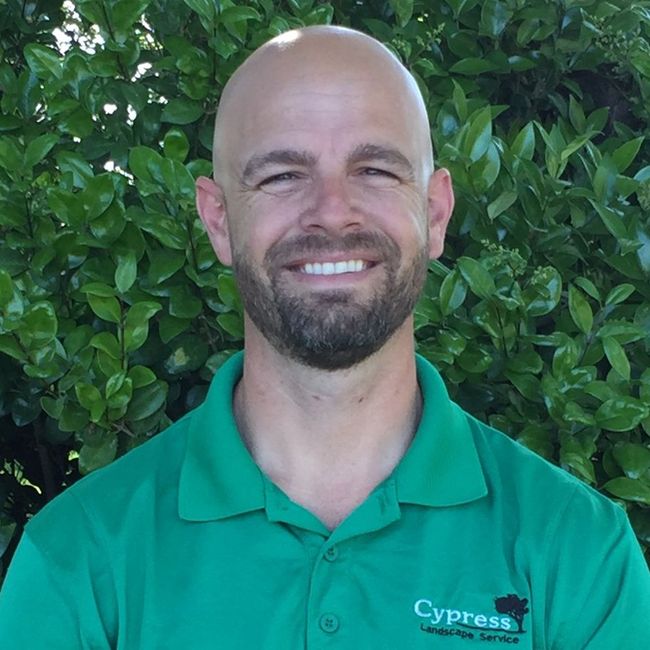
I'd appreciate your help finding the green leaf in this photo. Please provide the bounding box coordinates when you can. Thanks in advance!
[127,380,167,421]
[574,276,600,301]
[568,95,586,132]
[464,106,493,162]
[568,284,593,334]
[595,397,649,432]
[112,0,151,35]
[159,314,192,343]
[487,190,517,220]
[20,302,58,347]
[11,395,41,426]
[0,269,13,307]
[164,335,209,374]
[78,432,118,475]
[598,321,645,344]
[457,257,495,300]
[83,174,115,220]
[593,157,617,202]
[511,123,535,160]
[88,294,122,324]
[129,208,187,249]
[148,249,185,284]
[58,402,89,432]
[603,336,631,380]
[479,0,512,38]
[217,312,244,338]
[161,99,203,125]
[124,301,162,352]
[0,136,23,173]
[168,285,202,318]
[81,282,117,298]
[589,200,628,240]
[129,146,164,183]
[604,477,650,505]
[560,451,596,484]
[105,371,127,399]
[559,132,594,162]
[128,365,156,388]
[107,377,133,412]
[115,251,137,293]
[160,158,195,200]
[612,137,644,173]
[439,269,467,315]
[613,444,650,480]
[451,80,467,122]
[24,133,59,169]
[216,274,242,312]
[0,334,26,361]
[40,396,63,419]
[163,128,190,162]
[56,151,94,187]
[388,0,414,27]
[183,0,216,21]
[449,58,499,75]
[24,44,62,79]
[75,382,103,411]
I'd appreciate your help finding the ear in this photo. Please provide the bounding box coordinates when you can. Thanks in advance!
[196,176,233,266]
[427,168,454,259]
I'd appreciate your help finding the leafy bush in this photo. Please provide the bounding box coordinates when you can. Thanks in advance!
[1,0,649,578]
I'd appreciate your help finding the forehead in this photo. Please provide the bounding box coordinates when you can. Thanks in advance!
[224,74,425,174]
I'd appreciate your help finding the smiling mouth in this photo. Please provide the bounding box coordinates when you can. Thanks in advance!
[293,260,375,276]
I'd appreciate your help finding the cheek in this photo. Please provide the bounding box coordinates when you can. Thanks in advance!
[357,189,428,240]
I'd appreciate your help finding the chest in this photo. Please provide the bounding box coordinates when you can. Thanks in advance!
[110,510,539,650]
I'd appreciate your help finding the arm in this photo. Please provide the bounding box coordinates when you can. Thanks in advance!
[544,490,650,649]
[0,493,116,649]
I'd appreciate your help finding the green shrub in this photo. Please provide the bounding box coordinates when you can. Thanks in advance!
[1,0,649,578]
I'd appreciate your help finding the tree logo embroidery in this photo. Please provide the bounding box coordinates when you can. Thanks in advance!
[494,594,529,633]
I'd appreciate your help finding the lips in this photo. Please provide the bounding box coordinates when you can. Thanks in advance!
[265,232,395,280]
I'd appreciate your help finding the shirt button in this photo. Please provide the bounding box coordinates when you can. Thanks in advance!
[324,546,339,562]
[319,613,340,633]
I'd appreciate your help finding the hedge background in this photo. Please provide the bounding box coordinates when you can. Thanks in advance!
[1,0,650,581]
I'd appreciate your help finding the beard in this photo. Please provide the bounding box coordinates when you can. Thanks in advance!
[232,231,428,371]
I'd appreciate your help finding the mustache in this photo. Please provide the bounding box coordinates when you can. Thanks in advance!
[264,232,400,267]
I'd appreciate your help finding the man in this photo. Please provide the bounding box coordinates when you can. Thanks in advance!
[1,25,649,649]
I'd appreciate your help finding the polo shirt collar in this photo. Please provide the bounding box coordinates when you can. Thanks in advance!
[179,352,487,522]
[395,356,487,507]
[179,352,264,521]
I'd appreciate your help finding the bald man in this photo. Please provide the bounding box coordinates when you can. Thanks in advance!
[1,26,649,649]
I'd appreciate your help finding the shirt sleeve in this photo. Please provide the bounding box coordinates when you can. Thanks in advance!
[545,488,650,649]
[0,493,116,649]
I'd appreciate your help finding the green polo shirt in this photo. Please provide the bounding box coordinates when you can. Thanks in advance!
[1,353,648,649]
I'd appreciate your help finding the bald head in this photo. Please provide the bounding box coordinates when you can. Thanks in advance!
[212,26,433,183]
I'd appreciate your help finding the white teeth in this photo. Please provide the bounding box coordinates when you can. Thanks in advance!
[300,260,368,275]
[334,261,347,274]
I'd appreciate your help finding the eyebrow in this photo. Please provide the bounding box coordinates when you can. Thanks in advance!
[240,142,415,184]
[347,143,415,178]
[241,150,317,184]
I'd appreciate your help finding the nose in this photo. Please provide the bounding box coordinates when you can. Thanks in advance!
[298,175,364,234]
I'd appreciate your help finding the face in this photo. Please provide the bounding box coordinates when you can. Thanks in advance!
[197,37,453,370]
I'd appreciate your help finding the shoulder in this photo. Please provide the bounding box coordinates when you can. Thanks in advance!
[463,408,627,533]
[25,409,195,544]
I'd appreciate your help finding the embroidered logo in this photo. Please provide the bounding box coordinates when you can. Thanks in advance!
[494,594,529,634]
[414,593,530,643]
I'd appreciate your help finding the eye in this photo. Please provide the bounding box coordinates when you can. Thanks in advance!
[361,167,395,177]
[358,167,400,186]
[259,172,301,187]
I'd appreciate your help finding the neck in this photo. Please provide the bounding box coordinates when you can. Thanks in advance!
[233,320,421,528]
